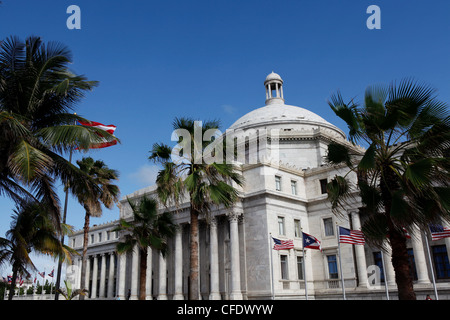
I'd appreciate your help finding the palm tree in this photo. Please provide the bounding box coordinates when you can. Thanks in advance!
[325,79,450,300]
[75,157,120,299]
[114,197,177,300]
[0,200,74,300]
[149,117,244,300]
[56,280,88,300]
[0,35,118,229]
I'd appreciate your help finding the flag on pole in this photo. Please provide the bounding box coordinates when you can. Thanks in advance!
[7,275,12,283]
[38,271,45,278]
[302,232,322,251]
[429,224,450,241]
[48,269,54,278]
[338,226,365,245]
[272,237,294,250]
[77,120,118,149]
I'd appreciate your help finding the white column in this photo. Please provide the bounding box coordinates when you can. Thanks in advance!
[118,253,126,300]
[91,255,98,298]
[158,252,167,300]
[411,224,431,284]
[85,257,91,298]
[107,253,115,298]
[75,258,81,289]
[209,217,221,300]
[131,245,139,299]
[443,221,450,262]
[145,247,153,300]
[173,227,184,300]
[382,242,396,286]
[228,212,243,300]
[99,253,107,298]
[351,211,368,288]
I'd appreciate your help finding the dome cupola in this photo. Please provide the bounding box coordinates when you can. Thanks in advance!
[264,72,284,105]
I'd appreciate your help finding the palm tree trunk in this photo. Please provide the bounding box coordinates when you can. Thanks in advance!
[8,263,18,300]
[388,224,416,300]
[381,170,416,300]
[139,248,147,300]
[79,209,91,300]
[189,206,199,300]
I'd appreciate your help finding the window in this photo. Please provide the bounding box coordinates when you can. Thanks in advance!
[327,255,338,279]
[294,219,301,238]
[432,245,450,279]
[106,231,110,241]
[320,178,328,194]
[275,176,282,191]
[280,255,288,279]
[291,180,297,195]
[98,232,102,242]
[297,256,304,280]
[407,249,418,280]
[323,218,334,237]
[278,216,285,235]
[72,238,76,248]
[90,234,95,244]
[373,252,385,283]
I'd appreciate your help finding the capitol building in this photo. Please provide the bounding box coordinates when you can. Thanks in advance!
[67,73,450,300]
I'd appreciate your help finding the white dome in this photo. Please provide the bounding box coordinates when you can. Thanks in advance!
[229,102,346,139]
[265,72,282,82]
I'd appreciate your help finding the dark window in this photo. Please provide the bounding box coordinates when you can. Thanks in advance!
[320,179,328,194]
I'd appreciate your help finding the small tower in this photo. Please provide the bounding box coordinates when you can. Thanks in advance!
[264,72,284,105]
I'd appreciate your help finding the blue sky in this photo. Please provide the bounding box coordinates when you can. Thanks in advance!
[0,0,449,275]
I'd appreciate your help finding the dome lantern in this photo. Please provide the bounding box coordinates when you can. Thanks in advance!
[264,71,284,105]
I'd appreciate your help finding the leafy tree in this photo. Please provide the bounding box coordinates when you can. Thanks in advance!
[0,35,118,231]
[326,79,450,300]
[0,200,74,300]
[149,117,244,300]
[74,157,120,299]
[114,197,177,300]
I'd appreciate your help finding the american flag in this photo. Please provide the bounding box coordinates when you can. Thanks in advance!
[429,224,450,241]
[338,226,365,245]
[272,237,294,250]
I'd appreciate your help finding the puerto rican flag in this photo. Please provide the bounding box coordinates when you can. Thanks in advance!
[302,232,322,251]
[48,269,54,277]
[78,120,118,149]
[38,271,45,278]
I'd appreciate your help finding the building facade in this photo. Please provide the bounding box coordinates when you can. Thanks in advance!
[67,73,450,300]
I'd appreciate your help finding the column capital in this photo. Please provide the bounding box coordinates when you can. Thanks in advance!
[227,211,242,222]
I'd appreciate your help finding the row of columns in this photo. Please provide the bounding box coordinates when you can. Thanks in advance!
[116,212,243,300]
[73,252,116,299]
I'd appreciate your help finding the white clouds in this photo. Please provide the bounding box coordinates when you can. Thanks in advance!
[128,165,160,187]
[222,104,237,115]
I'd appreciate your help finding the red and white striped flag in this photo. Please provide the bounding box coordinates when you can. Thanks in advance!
[338,226,365,245]
[78,120,118,149]
[272,237,294,250]
[429,224,450,241]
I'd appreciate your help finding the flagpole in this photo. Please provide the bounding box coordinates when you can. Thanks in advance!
[269,233,275,300]
[380,250,389,300]
[424,229,439,300]
[55,116,76,300]
[301,230,308,300]
[336,225,346,300]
